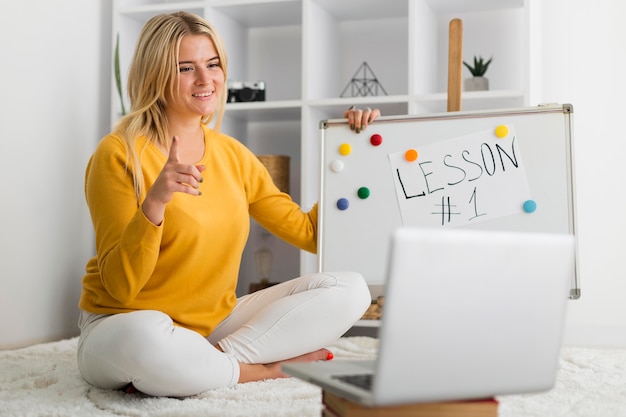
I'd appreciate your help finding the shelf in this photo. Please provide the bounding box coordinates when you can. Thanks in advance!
[311,0,408,20]
[117,1,204,15]
[426,0,524,14]
[225,100,302,122]
[304,2,409,100]
[223,91,525,123]
[209,2,302,101]
[413,90,526,113]
[308,96,411,119]
[210,0,302,27]
[417,5,526,96]
[112,0,535,290]
[224,96,413,123]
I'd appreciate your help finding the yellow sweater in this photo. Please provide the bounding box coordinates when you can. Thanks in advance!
[79,125,318,337]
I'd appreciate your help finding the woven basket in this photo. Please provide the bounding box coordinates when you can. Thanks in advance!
[257,154,290,194]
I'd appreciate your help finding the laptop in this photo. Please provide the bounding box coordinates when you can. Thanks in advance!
[282,227,575,406]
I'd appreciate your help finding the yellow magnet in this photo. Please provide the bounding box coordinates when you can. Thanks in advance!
[495,125,509,138]
[339,143,352,156]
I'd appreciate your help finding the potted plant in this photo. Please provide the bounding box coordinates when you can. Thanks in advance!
[114,33,126,116]
[463,55,492,91]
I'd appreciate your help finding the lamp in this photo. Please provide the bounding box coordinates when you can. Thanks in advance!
[254,231,273,285]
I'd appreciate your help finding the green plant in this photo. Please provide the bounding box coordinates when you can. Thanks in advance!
[463,55,493,77]
[114,33,126,116]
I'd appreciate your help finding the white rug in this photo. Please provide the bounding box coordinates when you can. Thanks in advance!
[0,337,376,417]
[1,336,625,417]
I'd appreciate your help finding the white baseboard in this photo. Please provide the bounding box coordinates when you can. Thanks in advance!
[563,324,626,348]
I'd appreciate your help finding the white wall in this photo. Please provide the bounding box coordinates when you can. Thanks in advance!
[0,1,108,348]
[0,0,625,349]
[537,0,626,347]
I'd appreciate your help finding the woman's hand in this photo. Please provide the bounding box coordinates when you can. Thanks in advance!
[141,136,205,226]
[344,106,381,133]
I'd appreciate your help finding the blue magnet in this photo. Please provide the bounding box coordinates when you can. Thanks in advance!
[523,200,537,213]
[336,198,349,210]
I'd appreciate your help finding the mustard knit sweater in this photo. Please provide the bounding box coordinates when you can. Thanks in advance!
[79,125,318,337]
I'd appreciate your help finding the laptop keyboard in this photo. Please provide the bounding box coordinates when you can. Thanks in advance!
[332,374,374,391]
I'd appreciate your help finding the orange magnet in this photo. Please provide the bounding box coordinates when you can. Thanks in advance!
[405,149,418,162]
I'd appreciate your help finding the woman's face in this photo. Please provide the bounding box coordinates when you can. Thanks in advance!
[166,34,224,120]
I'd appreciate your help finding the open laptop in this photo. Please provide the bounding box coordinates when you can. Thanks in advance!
[282,227,575,406]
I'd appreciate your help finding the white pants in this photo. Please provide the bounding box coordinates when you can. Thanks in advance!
[77,271,370,397]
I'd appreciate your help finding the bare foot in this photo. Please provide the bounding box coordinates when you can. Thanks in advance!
[238,348,333,383]
[279,348,333,364]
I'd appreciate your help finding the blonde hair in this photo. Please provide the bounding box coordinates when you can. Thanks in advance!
[114,11,228,201]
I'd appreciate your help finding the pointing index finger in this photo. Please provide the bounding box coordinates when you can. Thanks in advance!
[168,136,181,163]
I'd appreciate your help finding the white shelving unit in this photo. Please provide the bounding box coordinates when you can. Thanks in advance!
[111,0,536,296]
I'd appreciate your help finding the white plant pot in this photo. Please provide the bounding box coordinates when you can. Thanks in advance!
[464,76,489,91]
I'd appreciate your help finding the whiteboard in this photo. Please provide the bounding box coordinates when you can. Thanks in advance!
[317,104,579,298]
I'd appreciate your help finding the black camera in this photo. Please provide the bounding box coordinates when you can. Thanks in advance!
[227,81,266,103]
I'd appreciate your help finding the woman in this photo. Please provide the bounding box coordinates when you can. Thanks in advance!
[77,11,380,397]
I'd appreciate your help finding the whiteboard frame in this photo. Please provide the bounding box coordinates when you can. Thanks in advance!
[317,104,580,299]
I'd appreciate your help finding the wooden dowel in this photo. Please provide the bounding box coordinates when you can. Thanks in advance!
[447,18,463,112]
